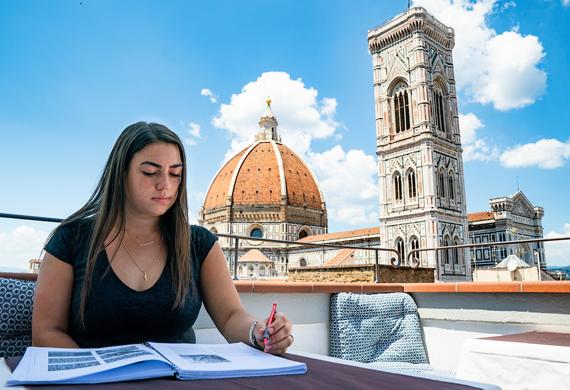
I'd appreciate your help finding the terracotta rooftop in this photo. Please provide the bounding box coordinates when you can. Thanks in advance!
[203,141,324,211]
[468,211,494,222]
[299,226,380,243]
[238,249,273,263]
[323,248,356,267]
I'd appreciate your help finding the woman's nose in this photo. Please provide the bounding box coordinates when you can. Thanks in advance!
[156,172,172,191]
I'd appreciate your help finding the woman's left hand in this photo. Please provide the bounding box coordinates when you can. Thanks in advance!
[256,312,293,355]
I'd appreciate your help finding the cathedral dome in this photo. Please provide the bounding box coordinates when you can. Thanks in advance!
[202,99,326,222]
[203,138,324,212]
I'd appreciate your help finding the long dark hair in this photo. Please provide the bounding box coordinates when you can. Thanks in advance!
[52,122,190,324]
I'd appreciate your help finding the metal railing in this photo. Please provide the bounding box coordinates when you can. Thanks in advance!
[3,212,569,282]
[0,213,400,282]
[406,236,570,280]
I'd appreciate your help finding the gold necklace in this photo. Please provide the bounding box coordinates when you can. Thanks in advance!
[126,231,158,247]
[121,240,159,282]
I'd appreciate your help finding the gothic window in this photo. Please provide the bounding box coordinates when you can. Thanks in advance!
[448,173,455,201]
[437,170,446,198]
[454,237,462,266]
[433,85,447,133]
[443,235,451,265]
[394,171,403,202]
[395,237,405,264]
[392,82,411,134]
[410,236,420,265]
[407,169,417,199]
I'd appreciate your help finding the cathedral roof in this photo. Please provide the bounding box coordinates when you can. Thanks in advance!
[203,100,325,212]
[298,226,380,243]
[468,211,494,223]
[238,249,273,263]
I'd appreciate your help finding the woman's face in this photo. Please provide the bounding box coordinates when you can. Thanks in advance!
[125,142,183,218]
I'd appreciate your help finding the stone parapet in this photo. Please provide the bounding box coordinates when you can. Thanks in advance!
[287,264,434,284]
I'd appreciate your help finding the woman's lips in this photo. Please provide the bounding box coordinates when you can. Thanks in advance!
[152,197,171,203]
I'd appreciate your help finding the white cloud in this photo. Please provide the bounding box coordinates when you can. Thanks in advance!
[500,138,570,169]
[188,122,201,138]
[545,224,570,267]
[212,71,380,227]
[0,225,49,271]
[413,0,546,110]
[308,146,379,226]
[459,112,499,161]
[200,88,218,104]
[212,71,339,160]
[563,0,570,7]
[183,122,201,146]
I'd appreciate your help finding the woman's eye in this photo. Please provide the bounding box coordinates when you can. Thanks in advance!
[142,171,156,176]
[170,173,182,178]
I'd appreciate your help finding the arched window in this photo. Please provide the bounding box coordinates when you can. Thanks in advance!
[407,169,417,199]
[393,82,411,134]
[210,227,218,234]
[299,258,307,267]
[394,171,403,202]
[410,236,420,265]
[448,173,455,201]
[298,227,313,239]
[438,171,446,198]
[259,265,265,276]
[247,265,254,277]
[453,237,461,266]
[433,85,446,133]
[395,237,405,265]
[443,235,451,265]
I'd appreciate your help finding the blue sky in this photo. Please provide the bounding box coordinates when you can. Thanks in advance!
[1,0,569,269]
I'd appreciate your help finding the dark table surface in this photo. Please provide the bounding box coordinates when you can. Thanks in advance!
[482,331,570,347]
[5,353,482,390]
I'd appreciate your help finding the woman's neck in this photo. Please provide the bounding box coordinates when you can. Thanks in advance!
[123,214,161,237]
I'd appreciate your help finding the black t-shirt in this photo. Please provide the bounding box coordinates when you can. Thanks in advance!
[44,218,218,348]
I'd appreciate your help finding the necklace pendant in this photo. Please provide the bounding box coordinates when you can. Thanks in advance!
[144,272,148,282]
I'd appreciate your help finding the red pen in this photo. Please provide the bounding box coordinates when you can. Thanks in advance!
[263,302,278,344]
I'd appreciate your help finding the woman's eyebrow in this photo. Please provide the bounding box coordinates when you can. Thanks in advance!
[140,161,184,169]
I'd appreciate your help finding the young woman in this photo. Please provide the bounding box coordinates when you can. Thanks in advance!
[32,122,293,354]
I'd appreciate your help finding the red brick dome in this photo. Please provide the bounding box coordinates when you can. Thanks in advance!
[203,140,325,212]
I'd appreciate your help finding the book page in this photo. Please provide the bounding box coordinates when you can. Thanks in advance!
[148,342,307,379]
[8,344,173,385]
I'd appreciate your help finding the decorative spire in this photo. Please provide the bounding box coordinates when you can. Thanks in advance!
[256,97,281,142]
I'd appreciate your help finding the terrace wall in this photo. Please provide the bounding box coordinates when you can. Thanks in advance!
[287,264,434,283]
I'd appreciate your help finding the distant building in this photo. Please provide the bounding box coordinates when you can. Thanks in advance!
[368,7,470,281]
[468,191,545,269]
[199,99,328,278]
[28,258,41,274]
[288,227,381,268]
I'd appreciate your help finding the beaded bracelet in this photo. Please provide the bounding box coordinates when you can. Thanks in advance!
[248,320,261,349]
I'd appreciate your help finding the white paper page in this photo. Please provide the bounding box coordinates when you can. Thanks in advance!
[149,342,305,375]
[8,344,172,385]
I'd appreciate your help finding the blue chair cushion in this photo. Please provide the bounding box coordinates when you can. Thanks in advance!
[0,278,35,357]
[329,292,428,364]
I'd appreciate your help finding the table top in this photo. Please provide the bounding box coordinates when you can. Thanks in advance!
[481,331,570,347]
[1,350,501,390]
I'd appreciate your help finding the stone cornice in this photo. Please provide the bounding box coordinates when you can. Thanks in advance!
[368,7,454,53]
